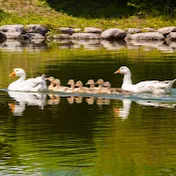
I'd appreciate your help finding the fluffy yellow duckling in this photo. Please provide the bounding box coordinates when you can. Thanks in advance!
[45,76,55,91]
[52,79,68,92]
[66,79,75,93]
[74,80,88,93]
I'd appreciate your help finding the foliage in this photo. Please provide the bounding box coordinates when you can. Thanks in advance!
[0,0,176,31]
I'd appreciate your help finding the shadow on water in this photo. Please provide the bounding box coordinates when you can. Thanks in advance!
[46,0,136,18]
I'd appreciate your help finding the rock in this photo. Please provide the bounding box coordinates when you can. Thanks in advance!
[157,26,176,36]
[101,28,127,39]
[21,33,45,40]
[166,32,176,41]
[125,32,165,41]
[71,33,101,39]
[84,27,102,33]
[0,24,25,39]
[26,24,48,36]
[143,28,156,32]
[127,28,142,34]
[0,31,6,42]
[58,27,74,35]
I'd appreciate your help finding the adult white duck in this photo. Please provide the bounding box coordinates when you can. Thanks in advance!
[114,66,176,94]
[8,68,47,92]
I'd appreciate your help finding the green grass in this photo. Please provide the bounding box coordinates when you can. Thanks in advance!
[0,0,176,32]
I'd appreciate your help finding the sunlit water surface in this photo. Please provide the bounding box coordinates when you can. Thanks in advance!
[0,40,176,175]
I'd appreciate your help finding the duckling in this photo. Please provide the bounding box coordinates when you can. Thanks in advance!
[45,76,55,91]
[101,81,112,94]
[52,79,68,92]
[96,79,104,89]
[74,80,88,93]
[86,79,95,89]
[66,79,75,93]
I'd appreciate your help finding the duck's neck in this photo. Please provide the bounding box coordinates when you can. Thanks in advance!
[123,73,132,86]
[17,73,26,83]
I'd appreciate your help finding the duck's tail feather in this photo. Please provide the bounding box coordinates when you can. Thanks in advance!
[168,78,176,90]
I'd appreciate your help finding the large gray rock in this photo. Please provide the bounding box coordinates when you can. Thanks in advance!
[101,28,127,39]
[71,33,101,39]
[125,32,165,41]
[166,32,176,41]
[84,27,102,33]
[26,24,48,36]
[58,27,74,35]
[157,26,176,35]
[0,24,25,39]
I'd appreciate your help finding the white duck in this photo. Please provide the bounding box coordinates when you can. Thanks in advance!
[8,68,47,92]
[114,66,176,94]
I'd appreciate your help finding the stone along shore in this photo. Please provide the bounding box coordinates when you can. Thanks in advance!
[1,24,176,43]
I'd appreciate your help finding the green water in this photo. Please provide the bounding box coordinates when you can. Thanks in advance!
[0,40,176,176]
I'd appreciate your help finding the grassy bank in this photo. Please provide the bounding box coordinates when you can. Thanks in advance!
[0,0,176,31]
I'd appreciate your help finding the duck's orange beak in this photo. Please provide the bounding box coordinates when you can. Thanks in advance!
[114,69,120,74]
[8,103,15,113]
[9,71,16,77]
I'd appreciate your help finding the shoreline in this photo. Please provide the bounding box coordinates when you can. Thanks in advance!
[1,24,176,52]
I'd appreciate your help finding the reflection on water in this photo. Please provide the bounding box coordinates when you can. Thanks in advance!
[0,40,176,175]
[8,91,46,116]
[2,38,176,52]
[7,90,176,119]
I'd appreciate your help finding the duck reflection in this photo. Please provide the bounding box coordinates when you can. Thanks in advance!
[114,98,176,120]
[8,91,46,116]
[47,94,60,105]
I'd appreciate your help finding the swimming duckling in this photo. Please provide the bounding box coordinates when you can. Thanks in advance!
[66,79,75,93]
[85,79,97,94]
[101,81,112,94]
[45,76,55,91]
[74,80,88,93]
[52,79,68,92]
[86,79,95,89]
[96,79,104,89]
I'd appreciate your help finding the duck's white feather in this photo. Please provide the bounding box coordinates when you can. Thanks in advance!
[115,66,176,94]
[8,68,47,92]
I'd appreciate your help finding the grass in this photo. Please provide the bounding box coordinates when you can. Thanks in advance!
[0,0,176,32]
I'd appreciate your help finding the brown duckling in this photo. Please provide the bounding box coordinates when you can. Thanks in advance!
[101,81,112,94]
[45,76,55,91]
[52,79,68,92]
[74,80,88,93]
[86,79,95,89]
[66,79,75,93]
[96,79,104,89]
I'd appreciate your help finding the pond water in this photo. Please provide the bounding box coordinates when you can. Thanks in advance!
[0,39,176,176]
